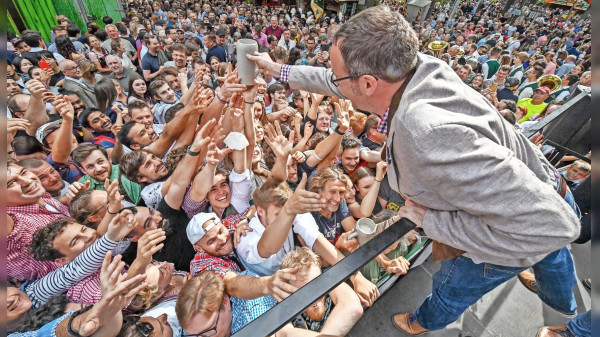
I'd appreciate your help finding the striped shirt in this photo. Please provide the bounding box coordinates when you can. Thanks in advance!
[8,194,69,281]
[22,235,119,309]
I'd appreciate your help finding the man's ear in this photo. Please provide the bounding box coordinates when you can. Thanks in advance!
[361,75,378,97]
[131,235,141,242]
[138,176,150,184]
[193,244,205,253]
[55,257,69,265]
[88,215,101,224]
[130,144,141,150]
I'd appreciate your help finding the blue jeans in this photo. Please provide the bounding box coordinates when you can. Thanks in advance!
[414,246,578,330]
[567,311,591,337]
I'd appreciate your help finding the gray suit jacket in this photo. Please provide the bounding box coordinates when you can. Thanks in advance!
[286,54,579,267]
[62,78,98,109]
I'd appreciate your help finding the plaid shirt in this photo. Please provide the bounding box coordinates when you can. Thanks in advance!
[66,269,103,305]
[8,194,69,281]
[231,271,277,334]
[189,212,246,278]
[279,64,292,83]
[377,108,390,134]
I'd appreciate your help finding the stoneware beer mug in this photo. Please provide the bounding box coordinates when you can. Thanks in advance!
[237,39,259,85]
[347,217,377,246]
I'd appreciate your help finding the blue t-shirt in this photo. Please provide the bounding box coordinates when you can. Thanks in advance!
[206,45,227,63]
[142,52,160,74]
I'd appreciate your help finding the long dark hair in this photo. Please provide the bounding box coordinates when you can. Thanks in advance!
[11,295,70,333]
[127,77,152,103]
[55,35,77,60]
[94,78,118,113]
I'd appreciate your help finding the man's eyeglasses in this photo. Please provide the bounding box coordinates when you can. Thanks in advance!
[64,66,80,71]
[181,302,223,337]
[329,72,378,87]
[85,200,109,224]
[135,321,154,337]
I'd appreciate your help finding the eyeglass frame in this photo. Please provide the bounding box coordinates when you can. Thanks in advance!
[64,65,80,71]
[329,72,378,87]
[181,301,223,337]
[135,320,155,337]
[84,200,110,224]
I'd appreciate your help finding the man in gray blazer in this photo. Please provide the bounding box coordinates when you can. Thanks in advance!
[59,59,98,109]
[248,5,582,336]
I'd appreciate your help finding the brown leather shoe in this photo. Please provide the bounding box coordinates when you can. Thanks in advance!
[391,313,429,335]
[536,325,574,337]
[517,270,538,293]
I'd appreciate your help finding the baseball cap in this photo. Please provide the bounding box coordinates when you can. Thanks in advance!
[216,28,227,36]
[35,120,62,144]
[184,32,196,40]
[504,77,520,88]
[535,86,551,95]
[187,212,220,245]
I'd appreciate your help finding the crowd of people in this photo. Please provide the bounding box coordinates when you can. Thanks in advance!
[6,0,591,336]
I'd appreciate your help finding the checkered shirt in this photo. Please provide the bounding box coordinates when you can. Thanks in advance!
[189,212,246,278]
[8,194,69,280]
[230,270,277,334]
[279,64,292,83]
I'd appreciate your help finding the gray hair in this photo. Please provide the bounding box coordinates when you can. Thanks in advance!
[333,5,418,82]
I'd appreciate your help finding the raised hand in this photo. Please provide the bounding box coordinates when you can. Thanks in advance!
[71,252,147,336]
[283,173,326,216]
[264,121,294,158]
[54,95,75,121]
[375,161,387,182]
[7,118,30,144]
[135,229,166,265]
[105,209,136,241]
[230,107,245,132]
[61,181,90,204]
[42,91,57,104]
[397,199,428,229]
[267,267,300,301]
[303,121,314,139]
[104,179,124,215]
[206,142,233,166]
[245,52,283,78]
[333,102,350,133]
[335,229,359,253]
[233,218,253,248]
[25,79,46,99]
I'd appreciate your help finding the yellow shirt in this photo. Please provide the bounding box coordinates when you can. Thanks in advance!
[517,98,547,123]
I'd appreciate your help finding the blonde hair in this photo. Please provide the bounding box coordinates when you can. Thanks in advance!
[128,283,160,312]
[571,160,591,174]
[253,178,293,209]
[281,247,321,277]
[309,166,352,194]
[176,271,224,329]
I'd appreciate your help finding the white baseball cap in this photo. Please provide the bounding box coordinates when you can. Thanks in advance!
[187,212,219,245]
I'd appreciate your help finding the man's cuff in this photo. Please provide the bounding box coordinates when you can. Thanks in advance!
[280,64,292,82]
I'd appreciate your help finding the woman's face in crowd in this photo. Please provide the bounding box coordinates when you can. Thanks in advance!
[7,287,33,328]
[207,174,231,210]
[89,36,100,48]
[19,58,34,74]
[254,123,264,142]
[253,102,263,121]
[113,80,123,95]
[210,58,220,72]
[316,111,331,133]
[139,314,173,337]
[345,185,357,205]
[252,145,262,164]
[356,175,375,199]
[471,76,484,87]
[30,67,43,82]
[132,79,147,96]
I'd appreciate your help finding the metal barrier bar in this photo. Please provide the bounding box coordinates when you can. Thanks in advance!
[233,218,416,337]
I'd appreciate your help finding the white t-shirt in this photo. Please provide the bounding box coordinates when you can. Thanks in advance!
[236,213,321,277]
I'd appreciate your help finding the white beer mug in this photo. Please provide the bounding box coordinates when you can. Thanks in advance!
[236,39,259,85]
[347,218,377,246]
